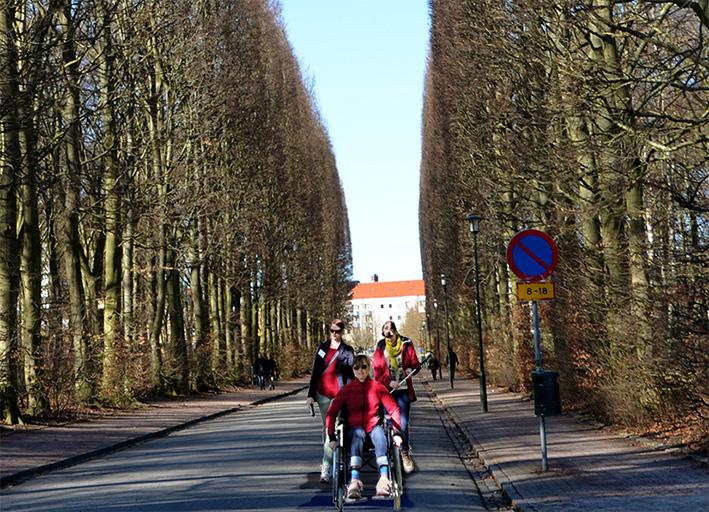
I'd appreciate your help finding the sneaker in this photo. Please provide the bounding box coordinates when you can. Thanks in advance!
[319,466,332,484]
[375,475,391,497]
[401,449,415,474]
[346,479,363,500]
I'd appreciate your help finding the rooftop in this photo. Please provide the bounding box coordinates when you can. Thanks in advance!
[351,280,425,299]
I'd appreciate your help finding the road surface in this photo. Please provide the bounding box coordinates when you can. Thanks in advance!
[1,388,488,511]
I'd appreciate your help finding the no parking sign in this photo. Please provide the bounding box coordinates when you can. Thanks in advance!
[506,229,558,282]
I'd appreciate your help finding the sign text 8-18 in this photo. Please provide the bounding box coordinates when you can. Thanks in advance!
[516,282,555,301]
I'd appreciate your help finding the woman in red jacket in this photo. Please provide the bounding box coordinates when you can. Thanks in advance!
[373,320,421,474]
[326,354,402,501]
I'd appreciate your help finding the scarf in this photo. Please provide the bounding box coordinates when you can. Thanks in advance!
[386,335,403,377]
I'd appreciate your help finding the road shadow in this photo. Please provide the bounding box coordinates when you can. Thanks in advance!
[299,471,326,489]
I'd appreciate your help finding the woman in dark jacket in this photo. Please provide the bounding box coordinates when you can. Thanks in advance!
[306,319,355,483]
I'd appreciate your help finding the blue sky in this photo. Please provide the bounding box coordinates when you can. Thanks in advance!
[278,1,430,284]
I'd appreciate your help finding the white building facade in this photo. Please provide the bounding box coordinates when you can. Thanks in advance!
[349,279,426,339]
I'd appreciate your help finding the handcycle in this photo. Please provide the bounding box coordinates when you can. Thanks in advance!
[331,414,404,512]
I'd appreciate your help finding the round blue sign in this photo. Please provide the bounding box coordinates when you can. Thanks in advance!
[506,230,558,281]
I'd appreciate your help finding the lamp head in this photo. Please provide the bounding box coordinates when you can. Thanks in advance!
[466,213,482,233]
[440,273,446,286]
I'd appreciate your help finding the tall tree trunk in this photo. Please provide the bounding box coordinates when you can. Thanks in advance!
[188,217,207,388]
[587,0,632,344]
[0,1,22,423]
[45,190,64,384]
[166,250,187,393]
[100,3,122,399]
[626,162,651,352]
[231,287,242,378]
[121,204,133,351]
[258,294,267,355]
[569,119,605,287]
[56,1,93,401]
[251,282,260,357]
[305,310,313,353]
[240,285,252,380]
[18,107,47,415]
[148,217,166,390]
[208,267,222,374]
[296,306,304,372]
[224,277,234,375]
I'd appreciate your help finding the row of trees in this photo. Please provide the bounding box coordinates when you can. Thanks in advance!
[1,0,352,423]
[420,1,707,448]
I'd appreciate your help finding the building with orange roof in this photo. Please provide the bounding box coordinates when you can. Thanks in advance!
[349,275,426,341]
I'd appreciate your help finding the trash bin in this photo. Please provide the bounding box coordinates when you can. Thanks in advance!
[532,370,561,417]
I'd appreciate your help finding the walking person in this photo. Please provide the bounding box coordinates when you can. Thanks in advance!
[253,353,267,390]
[373,320,421,474]
[428,354,439,381]
[448,349,459,387]
[306,319,355,484]
[267,355,278,389]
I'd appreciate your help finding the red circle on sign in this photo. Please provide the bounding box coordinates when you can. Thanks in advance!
[506,229,558,282]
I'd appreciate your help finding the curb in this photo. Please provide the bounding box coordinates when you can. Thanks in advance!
[423,378,534,512]
[424,381,512,510]
[1,384,307,489]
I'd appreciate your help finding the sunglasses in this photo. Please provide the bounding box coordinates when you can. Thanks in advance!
[353,365,368,370]
[330,329,342,334]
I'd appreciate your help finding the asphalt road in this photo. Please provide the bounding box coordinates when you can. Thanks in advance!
[1,389,486,511]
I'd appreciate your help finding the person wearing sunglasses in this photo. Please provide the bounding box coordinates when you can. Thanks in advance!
[373,320,421,474]
[326,354,403,501]
[306,319,355,484]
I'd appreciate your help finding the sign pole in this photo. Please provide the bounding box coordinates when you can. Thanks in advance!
[507,228,560,472]
[533,300,548,471]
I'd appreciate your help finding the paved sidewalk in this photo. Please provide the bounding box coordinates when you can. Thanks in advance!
[424,374,708,512]
[0,377,308,488]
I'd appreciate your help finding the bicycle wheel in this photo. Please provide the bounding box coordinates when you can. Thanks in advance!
[332,444,345,512]
[391,445,403,512]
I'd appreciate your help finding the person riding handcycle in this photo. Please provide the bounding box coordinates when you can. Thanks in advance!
[326,354,403,501]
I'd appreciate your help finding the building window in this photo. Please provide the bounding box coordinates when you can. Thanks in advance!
[389,304,392,308]
[381,304,384,308]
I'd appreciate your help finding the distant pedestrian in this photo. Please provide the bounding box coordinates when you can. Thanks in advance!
[267,355,278,389]
[448,349,459,387]
[253,353,268,390]
[306,319,355,484]
[373,320,421,474]
[428,355,440,381]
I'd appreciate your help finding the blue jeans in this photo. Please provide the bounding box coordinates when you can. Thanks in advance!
[392,390,411,450]
[349,425,388,470]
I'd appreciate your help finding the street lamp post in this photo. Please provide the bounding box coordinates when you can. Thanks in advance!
[467,214,488,412]
[433,299,442,380]
[421,320,427,352]
[441,273,454,389]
